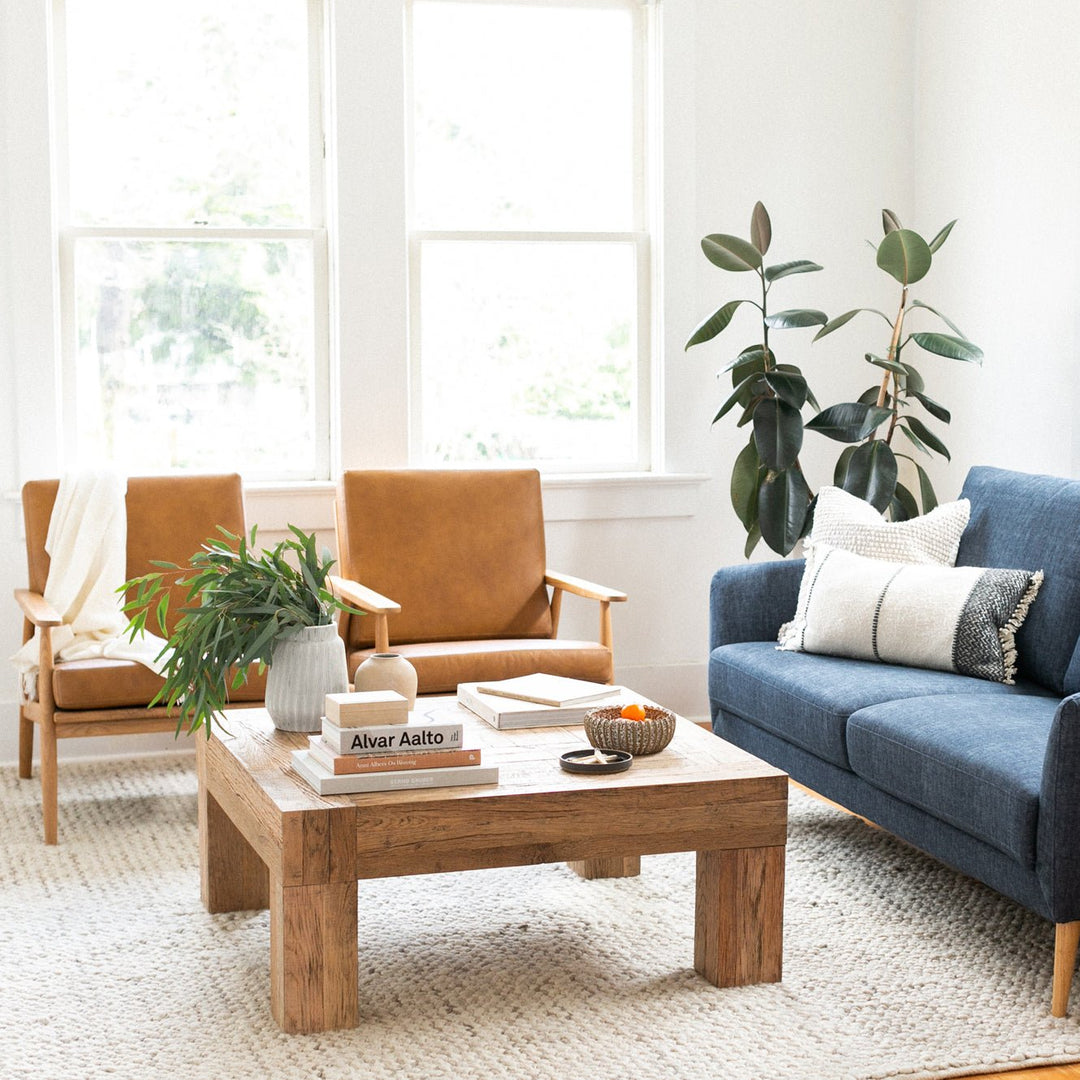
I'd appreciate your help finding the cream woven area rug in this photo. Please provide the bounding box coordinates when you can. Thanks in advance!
[2,755,1080,1080]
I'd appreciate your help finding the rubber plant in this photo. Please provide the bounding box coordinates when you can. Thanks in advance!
[120,525,360,737]
[809,209,983,520]
[684,201,828,556]
[686,203,982,557]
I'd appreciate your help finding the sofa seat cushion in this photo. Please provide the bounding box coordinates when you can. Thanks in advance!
[52,658,267,711]
[846,693,1059,868]
[709,641,1047,771]
[347,639,613,696]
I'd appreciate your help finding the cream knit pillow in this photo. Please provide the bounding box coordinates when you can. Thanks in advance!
[809,485,970,566]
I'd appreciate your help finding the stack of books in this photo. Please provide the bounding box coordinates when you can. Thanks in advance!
[457,673,626,729]
[291,690,499,794]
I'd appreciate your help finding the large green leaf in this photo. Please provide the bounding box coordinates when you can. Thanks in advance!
[899,423,932,457]
[730,438,761,529]
[722,344,772,374]
[777,363,820,410]
[807,402,892,442]
[876,228,932,285]
[915,460,938,512]
[909,299,967,339]
[764,259,823,283]
[763,369,808,410]
[813,307,891,342]
[753,399,804,470]
[910,332,983,363]
[910,389,951,423]
[903,415,951,460]
[890,481,919,522]
[757,467,812,556]
[751,201,771,256]
[713,370,765,424]
[899,362,925,394]
[744,522,762,558]
[928,219,956,253]
[685,300,748,350]
[702,233,762,272]
[842,440,898,512]
[882,208,903,235]
[764,308,828,330]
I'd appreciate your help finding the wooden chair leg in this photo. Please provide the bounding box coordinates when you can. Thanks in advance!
[40,718,59,846]
[1052,921,1080,1017]
[18,708,34,780]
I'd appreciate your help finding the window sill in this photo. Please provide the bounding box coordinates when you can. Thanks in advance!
[242,471,710,531]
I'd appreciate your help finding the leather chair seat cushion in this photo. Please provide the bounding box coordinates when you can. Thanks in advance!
[52,659,267,712]
[347,639,613,695]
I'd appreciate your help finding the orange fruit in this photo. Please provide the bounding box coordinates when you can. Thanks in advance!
[620,703,647,722]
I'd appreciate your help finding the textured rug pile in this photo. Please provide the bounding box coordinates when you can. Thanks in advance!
[2,755,1079,1080]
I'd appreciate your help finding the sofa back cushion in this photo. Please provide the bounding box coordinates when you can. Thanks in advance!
[957,466,1080,694]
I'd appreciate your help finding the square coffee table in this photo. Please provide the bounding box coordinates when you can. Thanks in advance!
[196,696,788,1033]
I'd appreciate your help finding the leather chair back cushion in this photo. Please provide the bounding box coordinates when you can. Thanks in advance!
[23,474,246,637]
[337,469,554,648]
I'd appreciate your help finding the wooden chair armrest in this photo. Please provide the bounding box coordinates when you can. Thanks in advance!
[14,588,62,628]
[544,571,627,604]
[329,575,402,616]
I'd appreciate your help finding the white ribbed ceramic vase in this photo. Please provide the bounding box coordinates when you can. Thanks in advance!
[265,622,349,732]
[354,652,418,708]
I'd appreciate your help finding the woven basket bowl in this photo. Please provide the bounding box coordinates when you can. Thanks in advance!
[583,705,676,756]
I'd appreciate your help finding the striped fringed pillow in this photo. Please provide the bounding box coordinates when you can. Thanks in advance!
[777,545,1044,684]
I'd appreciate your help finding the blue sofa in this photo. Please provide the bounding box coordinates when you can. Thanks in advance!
[708,466,1080,1015]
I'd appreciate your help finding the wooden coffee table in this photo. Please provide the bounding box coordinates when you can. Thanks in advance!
[195,697,788,1033]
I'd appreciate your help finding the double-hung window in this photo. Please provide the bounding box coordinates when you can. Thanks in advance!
[55,0,329,480]
[408,0,657,471]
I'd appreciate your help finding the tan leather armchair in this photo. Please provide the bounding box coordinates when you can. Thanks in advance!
[332,469,627,693]
[15,474,266,843]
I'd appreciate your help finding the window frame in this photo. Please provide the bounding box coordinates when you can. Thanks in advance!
[404,0,660,474]
[51,0,333,482]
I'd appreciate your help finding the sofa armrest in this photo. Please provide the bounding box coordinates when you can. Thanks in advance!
[709,559,805,652]
[1038,693,1080,921]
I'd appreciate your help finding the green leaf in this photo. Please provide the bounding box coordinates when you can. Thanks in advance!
[763,369,808,410]
[910,332,983,363]
[763,308,828,330]
[903,415,951,460]
[702,233,762,272]
[813,307,891,342]
[915,461,938,512]
[857,385,886,406]
[731,438,762,529]
[899,423,932,457]
[763,259,823,283]
[899,362,925,394]
[890,481,919,522]
[806,402,893,442]
[743,521,762,559]
[751,201,771,256]
[876,228,932,285]
[721,344,772,375]
[757,467,812,556]
[928,219,956,253]
[843,441,898,512]
[685,300,748,350]
[910,389,951,423]
[833,445,857,487]
[865,353,907,375]
[909,299,967,339]
[713,370,765,423]
[753,399,804,470]
[882,208,903,235]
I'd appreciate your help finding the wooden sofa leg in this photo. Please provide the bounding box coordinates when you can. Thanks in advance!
[1052,921,1080,1017]
[18,708,33,780]
[40,719,59,846]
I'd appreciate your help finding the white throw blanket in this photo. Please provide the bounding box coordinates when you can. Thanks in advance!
[12,472,170,699]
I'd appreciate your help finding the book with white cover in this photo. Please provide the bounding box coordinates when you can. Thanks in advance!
[291,749,499,795]
[321,718,464,755]
[474,673,617,708]
[457,681,627,730]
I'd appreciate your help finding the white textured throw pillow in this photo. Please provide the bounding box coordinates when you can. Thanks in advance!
[778,545,1043,684]
[810,485,970,566]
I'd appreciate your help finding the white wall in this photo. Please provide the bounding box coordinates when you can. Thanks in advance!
[0,0,920,764]
[914,0,1080,486]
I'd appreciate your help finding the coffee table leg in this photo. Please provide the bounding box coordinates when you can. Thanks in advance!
[199,786,270,914]
[694,846,784,986]
[566,855,641,879]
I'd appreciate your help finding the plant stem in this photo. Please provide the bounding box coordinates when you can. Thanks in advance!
[760,269,772,372]
[876,286,908,411]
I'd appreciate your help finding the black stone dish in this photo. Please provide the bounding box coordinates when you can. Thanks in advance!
[559,748,633,775]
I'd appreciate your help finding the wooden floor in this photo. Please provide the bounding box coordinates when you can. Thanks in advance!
[786,783,1080,1080]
